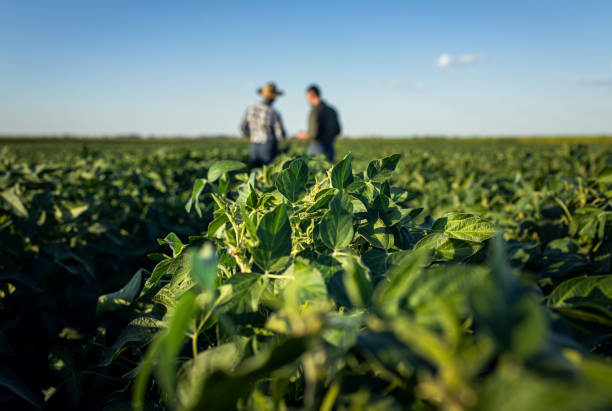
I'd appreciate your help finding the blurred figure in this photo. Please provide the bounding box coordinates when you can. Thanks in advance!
[297,85,341,162]
[241,82,286,167]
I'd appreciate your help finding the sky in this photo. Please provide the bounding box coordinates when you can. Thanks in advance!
[1,0,611,137]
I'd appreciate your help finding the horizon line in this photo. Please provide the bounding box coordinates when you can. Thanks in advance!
[2,133,612,140]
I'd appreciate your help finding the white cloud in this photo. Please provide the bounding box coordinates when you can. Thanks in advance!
[437,53,479,68]
[610,60,612,69]
[574,77,612,87]
[437,53,452,68]
[379,80,425,92]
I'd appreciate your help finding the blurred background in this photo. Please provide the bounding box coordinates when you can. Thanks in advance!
[1,0,611,137]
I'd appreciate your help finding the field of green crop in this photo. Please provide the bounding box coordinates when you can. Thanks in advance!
[1,137,612,410]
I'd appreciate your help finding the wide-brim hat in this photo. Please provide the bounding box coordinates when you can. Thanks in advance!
[258,82,284,99]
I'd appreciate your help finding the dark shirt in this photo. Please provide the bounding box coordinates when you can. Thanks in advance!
[308,101,341,144]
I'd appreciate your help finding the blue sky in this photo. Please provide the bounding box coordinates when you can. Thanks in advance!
[1,0,611,136]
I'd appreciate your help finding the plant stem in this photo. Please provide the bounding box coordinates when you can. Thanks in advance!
[191,334,198,358]
[264,273,294,279]
[302,353,317,410]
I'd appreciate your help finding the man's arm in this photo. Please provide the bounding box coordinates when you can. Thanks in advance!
[307,107,319,140]
[297,107,318,141]
[272,111,286,141]
[333,108,341,137]
[240,109,250,137]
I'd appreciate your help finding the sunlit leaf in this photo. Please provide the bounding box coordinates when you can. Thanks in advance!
[275,158,308,203]
[331,153,354,189]
[96,269,143,316]
[0,187,28,218]
[207,160,246,182]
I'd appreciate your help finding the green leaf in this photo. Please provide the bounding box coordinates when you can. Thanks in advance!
[207,213,229,239]
[186,336,311,411]
[347,179,376,207]
[0,365,42,408]
[207,160,246,182]
[64,203,88,219]
[151,253,195,312]
[96,269,143,316]
[414,232,483,262]
[142,258,175,294]
[213,284,234,308]
[157,232,185,257]
[366,154,401,183]
[476,362,612,411]
[358,218,394,251]
[331,153,354,189]
[246,183,259,208]
[361,249,388,276]
[471,238,548,359]
[147,252,169,262]
[1,187,28,218]
[100,316,165,366]
[339,255,373,307]
[218,172,230,195]
[549,275,612,307]
[240,205,258,240]
[158,292,198,408]
[541,238,590,277]
[283,259,328,306]
[598,167,612,184]
[177,344,240,410]
[351,197,368,214]
[191,243,217,296]
[185,178,207,216]
[405,264,489,315]
[373,249,428,316]
[251,204,292,273]
[225,274,267,314]
[133,335,162,411]
[305,188,336,213]
[548,275,612,327]
[319,191,354,250]
[432,213,497,243]
[275,158,308,203]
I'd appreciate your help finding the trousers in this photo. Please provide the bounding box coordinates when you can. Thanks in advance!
[307,142,335,162]
[249,141,278,168]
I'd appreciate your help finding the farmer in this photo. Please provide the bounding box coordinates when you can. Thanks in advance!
[297,85,341,162]
[240,82,286,167]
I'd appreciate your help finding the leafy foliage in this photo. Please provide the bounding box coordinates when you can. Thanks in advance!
[251,204,293,273]
[99,149,612,411]
[1,138,612,410]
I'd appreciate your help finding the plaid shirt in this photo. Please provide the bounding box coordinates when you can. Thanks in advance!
[240,101,286,144]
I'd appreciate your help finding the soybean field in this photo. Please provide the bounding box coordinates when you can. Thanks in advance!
[1,137,612,411]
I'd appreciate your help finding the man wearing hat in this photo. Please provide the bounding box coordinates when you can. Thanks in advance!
[240,82,286,167]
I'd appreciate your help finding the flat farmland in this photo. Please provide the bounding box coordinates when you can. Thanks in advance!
[1,137,611,410]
